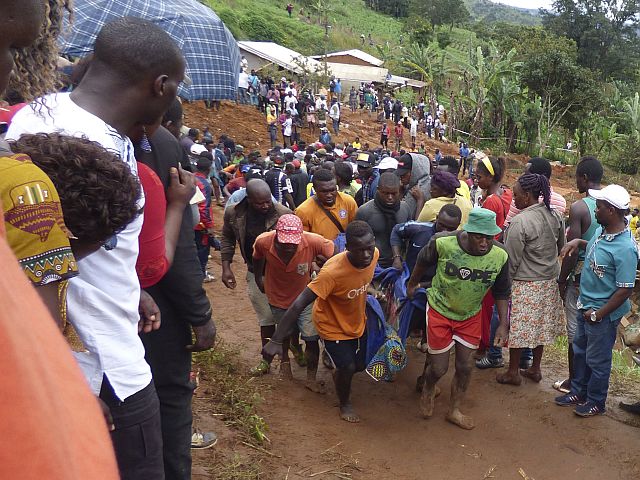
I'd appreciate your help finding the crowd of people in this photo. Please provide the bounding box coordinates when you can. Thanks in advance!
[1,3,640,480]
[180,106,639,426]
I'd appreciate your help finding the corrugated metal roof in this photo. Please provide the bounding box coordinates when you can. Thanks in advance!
[387,74,427,89]
[238,41,320,74]
[311,49,384,67]
[324,62,388,83]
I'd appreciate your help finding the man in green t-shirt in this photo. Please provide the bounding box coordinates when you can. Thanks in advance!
[407,208,511,429]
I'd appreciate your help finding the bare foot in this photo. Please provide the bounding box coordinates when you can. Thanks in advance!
[496,371,522,386]
[280,362,293,380]
[419,383,437,418]
[520,368,542,383]
[446,408,475,430]
[305,379,326,394]
[416,376,442,397]
[339,404,360,423]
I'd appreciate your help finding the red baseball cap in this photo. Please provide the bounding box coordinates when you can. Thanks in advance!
[276,214,303,244]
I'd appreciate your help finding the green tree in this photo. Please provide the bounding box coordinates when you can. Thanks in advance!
[410,0,470,30]
[541,0,640,79]
[453,45,521,139]
[520,46,600,155]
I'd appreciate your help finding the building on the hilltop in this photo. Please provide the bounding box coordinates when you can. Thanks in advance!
[310,49,384,68]
[386,74,427,91]
[323,62,388,90]
[238,41,320,75]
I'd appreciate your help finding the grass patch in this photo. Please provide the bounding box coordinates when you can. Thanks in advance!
[547,335,640,396]
[214,453,263,480]
[193,341,270,445]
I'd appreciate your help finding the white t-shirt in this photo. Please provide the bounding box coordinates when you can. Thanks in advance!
[238,71,249,89]
[285,95,297,112]
[7,93,150,401]
[410,119,418,136]
[283,118,293,136]
[329,104,340,120]
[316,99,327,110]
[285,86,297,97]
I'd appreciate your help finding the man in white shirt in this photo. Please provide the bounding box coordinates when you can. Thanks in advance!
[284,91,297,114]
[316,94,328,111]
[283,113,293,147]
[7,17,186,480]
[238,69,250,104]
[329,100,341,134]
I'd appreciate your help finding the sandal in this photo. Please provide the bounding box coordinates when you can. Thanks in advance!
[552,379,571,394]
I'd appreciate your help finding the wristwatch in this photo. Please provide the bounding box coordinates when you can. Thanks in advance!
[590,310,598,322]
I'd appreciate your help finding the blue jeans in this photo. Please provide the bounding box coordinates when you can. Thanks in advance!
[194,230,209,275]
[237,87,248,104]
[487,305,533,362]
[571,313,620,408]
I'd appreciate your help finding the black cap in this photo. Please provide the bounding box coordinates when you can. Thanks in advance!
[356,151,375,168]
[395,154,413,176]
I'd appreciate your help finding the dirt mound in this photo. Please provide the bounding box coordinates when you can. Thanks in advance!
[183,101,464,158]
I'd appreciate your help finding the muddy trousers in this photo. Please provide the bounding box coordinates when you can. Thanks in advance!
[142,288,195,480]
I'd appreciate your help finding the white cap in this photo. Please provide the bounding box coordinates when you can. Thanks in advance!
[589,185,630,210]
[190,144,207,155]
[376,157,398,170]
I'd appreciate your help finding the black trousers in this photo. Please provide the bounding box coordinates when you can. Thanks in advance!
[142,286,194,480]
[100,378,165,480]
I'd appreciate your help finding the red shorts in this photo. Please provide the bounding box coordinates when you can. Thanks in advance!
[426,306,482,354]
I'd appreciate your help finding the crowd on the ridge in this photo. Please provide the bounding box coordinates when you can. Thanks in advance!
[1,5,640,480]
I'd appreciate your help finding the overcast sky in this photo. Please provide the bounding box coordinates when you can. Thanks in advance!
[489,0,553,9]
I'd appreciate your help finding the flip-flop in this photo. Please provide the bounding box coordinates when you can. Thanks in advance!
[553,379,571,394]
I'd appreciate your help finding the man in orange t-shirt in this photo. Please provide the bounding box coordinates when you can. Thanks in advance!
[263,221,379,423]
[253,214,334,390]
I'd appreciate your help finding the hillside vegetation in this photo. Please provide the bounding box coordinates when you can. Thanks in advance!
[464,0,540,25]
[205,0,404,56]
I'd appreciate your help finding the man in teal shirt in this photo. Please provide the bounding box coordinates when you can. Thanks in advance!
[556,185,638,417]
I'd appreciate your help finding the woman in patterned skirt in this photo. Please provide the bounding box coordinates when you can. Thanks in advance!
[496,173,567,385]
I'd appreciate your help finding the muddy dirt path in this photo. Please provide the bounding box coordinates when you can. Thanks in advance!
[192,205,639,480]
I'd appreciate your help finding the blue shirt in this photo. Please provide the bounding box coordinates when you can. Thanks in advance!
[577,226,638,321]
[390,221,437,275]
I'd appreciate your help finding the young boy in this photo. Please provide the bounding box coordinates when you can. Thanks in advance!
[253,214,334,390]
[263,221,379,423]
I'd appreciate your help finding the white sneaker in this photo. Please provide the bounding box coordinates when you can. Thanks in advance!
[203,272,215,283]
